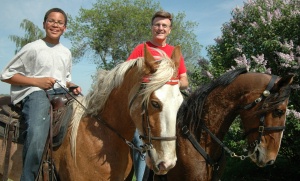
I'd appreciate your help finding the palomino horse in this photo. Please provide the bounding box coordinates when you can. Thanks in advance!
[0,44,184,180]
[154,68,293,181]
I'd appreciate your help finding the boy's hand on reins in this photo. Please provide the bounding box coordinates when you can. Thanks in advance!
[35,77,56,90]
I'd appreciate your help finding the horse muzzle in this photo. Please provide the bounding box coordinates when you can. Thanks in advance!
[145,151,177,175]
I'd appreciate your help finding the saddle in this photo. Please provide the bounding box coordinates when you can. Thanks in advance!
[0,93,75,146]
[0,94,75,181]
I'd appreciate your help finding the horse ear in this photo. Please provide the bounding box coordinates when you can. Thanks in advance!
[144,43,158,74]
[274,74,294,90]
[171,46,181,68]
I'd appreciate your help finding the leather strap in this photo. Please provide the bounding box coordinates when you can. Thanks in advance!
[182,125,215,166]
[3,119,17,181]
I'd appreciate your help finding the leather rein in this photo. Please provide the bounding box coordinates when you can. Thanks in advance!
[181,75,284,169]
[57,77,179,155]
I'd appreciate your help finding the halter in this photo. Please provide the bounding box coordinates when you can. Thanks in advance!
[129,76,179,154]
[181,74,285,170]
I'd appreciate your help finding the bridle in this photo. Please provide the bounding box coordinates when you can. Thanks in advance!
[56,75,180,156]
[242,75,286,147]
[181,74,285,170]
[129,76,179,155]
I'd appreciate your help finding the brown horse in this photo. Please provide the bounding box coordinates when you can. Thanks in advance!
[154,68,293,181]
[0,44,184,180]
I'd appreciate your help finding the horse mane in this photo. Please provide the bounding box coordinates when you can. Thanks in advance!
[177,68,248,133]
[83,48,176,116]
[69,49,176,159]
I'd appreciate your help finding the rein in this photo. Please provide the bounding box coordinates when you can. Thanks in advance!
[54,81,144,153]
[181,74,283,169]
[56,77,179,155]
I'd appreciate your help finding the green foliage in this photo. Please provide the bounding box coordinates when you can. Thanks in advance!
[9,19,44,54]
[187,57,215,90]
[221,156,300,181]
[280,109,300,162]
[65,0,202,70]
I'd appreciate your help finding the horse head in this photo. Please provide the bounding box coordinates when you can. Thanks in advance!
[129,44,183,174]
[239,73,294,167]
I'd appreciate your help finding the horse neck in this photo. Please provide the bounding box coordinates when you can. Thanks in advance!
[174,86,243,181]
[99,68,140,140]
[203,86,241,140]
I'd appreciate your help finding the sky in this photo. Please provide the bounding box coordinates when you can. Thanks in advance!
[0,0,245,95]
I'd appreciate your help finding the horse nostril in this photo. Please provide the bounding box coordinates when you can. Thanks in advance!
[158,161,167,171]
[267,160,275,165]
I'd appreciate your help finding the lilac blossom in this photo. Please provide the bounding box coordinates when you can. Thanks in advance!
[291,10,300,16]
[280,40,294,50]
[234,54,250,71]
[235,43,243,53]
[296,46,300,54]
[202,71,214,80]
[250,22,259,28]
[251,54,267,66]
[287,109,300,120]
[273,9,282,19]
[260,16,267,25]
[267,11,273,23]
[214,36,223,44]
[277,52,295,68]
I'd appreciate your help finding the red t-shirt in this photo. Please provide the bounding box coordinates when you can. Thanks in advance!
[127,41,187,77]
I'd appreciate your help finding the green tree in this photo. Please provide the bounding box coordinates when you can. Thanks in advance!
[9,19,44,54]
[64,0,202,70]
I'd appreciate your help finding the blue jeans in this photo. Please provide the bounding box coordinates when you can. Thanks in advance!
[20,88,66,181]
[133,130,146,181]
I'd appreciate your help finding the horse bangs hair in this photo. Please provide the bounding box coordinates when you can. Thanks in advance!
[138,48,176,106]
[256,84,291,115]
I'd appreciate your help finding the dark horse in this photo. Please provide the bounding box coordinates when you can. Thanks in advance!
[154,68,293,181]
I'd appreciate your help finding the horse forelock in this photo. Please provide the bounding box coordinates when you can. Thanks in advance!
[178,68,248,133]
[256,83,291,115]
[132,49,176,107]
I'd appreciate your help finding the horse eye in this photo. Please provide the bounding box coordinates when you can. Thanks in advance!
[273,109,284,117]
[151,101,161,109]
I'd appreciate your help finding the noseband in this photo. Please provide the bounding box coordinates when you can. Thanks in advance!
[129,76,179,153]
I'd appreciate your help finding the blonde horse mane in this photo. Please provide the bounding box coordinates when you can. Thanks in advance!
[69,48,177,160]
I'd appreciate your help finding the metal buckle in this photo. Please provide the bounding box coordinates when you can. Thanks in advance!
[255,97,262,103]
[258,126,264,133]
